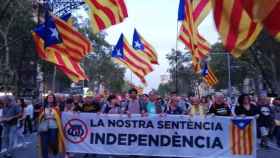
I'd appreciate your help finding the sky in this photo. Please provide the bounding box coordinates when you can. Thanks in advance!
[105,0,219,92]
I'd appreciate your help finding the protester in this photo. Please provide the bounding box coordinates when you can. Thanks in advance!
[235,94,259,116]
[144,92,162,114]
[125,88,144,115]
[201,96,211,109]
[1,96,22,158]
[16,102,27,148]
[38,94,65,158]
[0,98,4,152]
[256,94,274,148]
[165,97,183,115]
[64,98,75,112]
[72,94,83,112]
[33,101,42,132]
[188,96,208,116]
[103,94,122,114]
[155,97,166,113]
[23,100,33,135]
[57,94,66,112]
[81,91,101,113]
[272,97,280,147]
[208,92,232,116]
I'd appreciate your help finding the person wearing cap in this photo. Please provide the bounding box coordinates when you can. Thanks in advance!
[208,92,232,116]
[81,90,101,113]
[257,93,274,148]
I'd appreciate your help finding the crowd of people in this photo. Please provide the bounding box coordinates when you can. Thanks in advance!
[0,88,280,158]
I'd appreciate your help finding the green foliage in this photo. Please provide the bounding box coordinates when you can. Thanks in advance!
[74,17,126,93]
[157,49,200,96]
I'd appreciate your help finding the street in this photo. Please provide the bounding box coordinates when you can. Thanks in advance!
[2,135,280,158]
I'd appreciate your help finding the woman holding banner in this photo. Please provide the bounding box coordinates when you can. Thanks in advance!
[235,94,259,116]
[38,94,65,158]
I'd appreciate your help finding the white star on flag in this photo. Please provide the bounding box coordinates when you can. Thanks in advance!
[116,49,123,57]
[49,28,59,39]
[134,41,142,49]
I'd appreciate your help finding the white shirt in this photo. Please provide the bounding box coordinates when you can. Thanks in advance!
[25,104,34,119]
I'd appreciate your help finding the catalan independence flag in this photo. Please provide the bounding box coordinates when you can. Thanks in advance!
[132,29,158,65]
[178,0,211,73]
[212,0,262,57]
[201,64,218,86]
[112,34,153,84]
[230,119,254,155]
[32,14,91,82]
[178,0,211,26]
[85,0,128,34]
[240,0,280,42]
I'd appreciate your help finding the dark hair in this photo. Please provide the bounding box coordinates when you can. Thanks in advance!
[143,94,149,98]
[19,98,27,108]
[238,94,250,106]
[44,93,57,107]
[66,98,74,104]
[107,94,117,103]
[128,88,138,95]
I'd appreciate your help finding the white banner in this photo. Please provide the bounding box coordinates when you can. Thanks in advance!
[62,112,257,158]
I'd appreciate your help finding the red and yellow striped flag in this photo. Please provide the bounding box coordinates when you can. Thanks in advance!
[32,15,91,83]
[192,0,212,25]
[212,0,262,57]
[32,33,88,82]
[112,34,153,85]
[230,119,254,155]
[240,0,280,41]
[201,64,218,86]
[53,16,92,61]
[85,0,128,34]
[178,0,211,73]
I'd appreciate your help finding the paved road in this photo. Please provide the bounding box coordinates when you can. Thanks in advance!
[2,135,280,158]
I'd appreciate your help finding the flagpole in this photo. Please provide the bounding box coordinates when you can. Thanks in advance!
[130,71,133,83]
[175,21,180,93]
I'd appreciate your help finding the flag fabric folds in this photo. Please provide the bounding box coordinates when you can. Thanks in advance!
[230,119,253,155]
[212,0,262,57]
[112,34,153,84]
[240,0,280,41]
[178,0,211,73]
[85,0,128,34]
[32,14,91,82]
[132,29,159,65]
[201,64,218,86]
[178,0,211,26]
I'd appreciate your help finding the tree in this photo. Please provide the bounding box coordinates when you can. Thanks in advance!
[73,15,126,93]
[209,30,280,95]
[157,49,200,96]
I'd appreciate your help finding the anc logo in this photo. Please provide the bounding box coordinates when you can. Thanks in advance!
[64,118,88,144]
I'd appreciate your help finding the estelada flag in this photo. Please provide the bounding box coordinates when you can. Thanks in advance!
[240,0,280,41]
[112,34,153,84]
[230,119,254,155]
[32,13,91,82]
[132,29,159,65]
[85,0,128,34]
